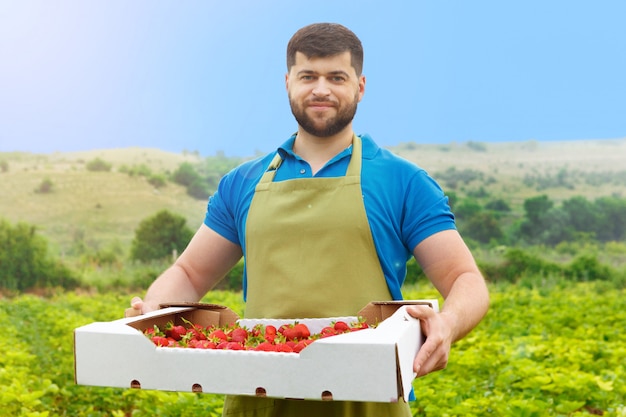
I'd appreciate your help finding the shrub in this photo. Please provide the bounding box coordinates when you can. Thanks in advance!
[34,177,54,193]
[85,158,112,172]
[130,210,194,262]
[0,219,79,291]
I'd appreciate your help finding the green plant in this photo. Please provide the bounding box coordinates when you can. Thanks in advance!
[130,210,194,262]
[0,219,79,291]
[85,157,112,172]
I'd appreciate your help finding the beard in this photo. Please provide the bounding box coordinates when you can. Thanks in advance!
[289,92,359,137]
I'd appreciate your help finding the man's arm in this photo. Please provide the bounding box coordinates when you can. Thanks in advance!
[130,224,243,314]
[407,229,489,377]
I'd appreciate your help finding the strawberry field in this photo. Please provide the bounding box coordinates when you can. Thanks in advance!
[1,282,625,417]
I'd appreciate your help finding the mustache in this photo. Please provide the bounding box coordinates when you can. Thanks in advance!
[305,98,338,106]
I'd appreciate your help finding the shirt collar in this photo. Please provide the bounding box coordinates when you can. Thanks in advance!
[276,133,379,160]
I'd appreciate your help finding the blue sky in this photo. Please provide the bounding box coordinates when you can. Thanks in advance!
[1,1,625,157]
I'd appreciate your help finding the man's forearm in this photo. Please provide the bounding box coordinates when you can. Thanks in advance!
[141,264,206,312]
[440,272,489,342]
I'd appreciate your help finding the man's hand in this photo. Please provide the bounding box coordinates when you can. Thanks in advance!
[127,296,159,316]
[406,305,455,377]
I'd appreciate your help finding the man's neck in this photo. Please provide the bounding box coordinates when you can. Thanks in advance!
[293,127,354,175]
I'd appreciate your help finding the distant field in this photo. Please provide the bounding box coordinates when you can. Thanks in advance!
[0,148,207,255]
[1,139,625,256]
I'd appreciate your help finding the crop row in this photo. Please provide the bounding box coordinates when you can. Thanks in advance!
[0,283,624,416]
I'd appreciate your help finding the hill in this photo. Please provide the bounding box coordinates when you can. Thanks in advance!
[0,148,207,255]
[1,139,625,256]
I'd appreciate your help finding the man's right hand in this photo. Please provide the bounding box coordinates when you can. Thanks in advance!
[126,296,159,317]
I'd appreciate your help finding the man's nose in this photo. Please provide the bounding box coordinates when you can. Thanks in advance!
[312,78,331,96]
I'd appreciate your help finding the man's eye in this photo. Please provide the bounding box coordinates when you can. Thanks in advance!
[301,75,314,81]
[331,76,346,82]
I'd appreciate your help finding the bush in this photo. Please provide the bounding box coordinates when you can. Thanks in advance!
[186,178,210,200]
[85,158,112,172]
[0,219,79,291]
[130,210,194,262]
[171,162,201,187]
[34,177,54,194]
[148,174,167,189]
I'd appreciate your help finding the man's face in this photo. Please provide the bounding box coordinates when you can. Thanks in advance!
[286,51,365,138]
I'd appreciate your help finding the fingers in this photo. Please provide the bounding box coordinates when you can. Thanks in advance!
[125,297,144,317]
[413,337,449,377]
[130,296,143,309]
[406,304,436,322]
[406,305,451,377]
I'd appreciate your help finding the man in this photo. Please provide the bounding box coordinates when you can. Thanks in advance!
[130,22,489,416]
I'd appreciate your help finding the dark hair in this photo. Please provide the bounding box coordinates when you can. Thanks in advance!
[287,23,364,76]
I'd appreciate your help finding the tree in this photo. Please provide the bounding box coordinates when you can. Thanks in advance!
[86,158,112,172]
[519,195,554,242]
[463,212,503,244]
[130,210,194,262]
[171,162,201,187]
[0,219,78,291]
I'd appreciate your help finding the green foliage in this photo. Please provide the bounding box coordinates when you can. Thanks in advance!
[0,219,79,291]
[479,247,624,287]
[405,282,626,416]
[519,195,626,245]
[524,167,576,190]
[485,198,511,212]
[85,157,112,172]
[1,283,624,416]
[171,162,201,187]
[463,211,504,244]
[148,173,168,188]
[434,167,485,190]
[186,177,211,200]
[34,177,54,193]
[465,140,488,152]
[130,210,194,262]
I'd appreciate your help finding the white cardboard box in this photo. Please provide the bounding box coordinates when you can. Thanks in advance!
[74,300,438,403]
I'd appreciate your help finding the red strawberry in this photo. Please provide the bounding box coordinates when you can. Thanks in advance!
[253,341,277,352]
[165,323,187,341]
[333,321,350,332]
[151,336,169,347]
[293,339,314,353]
[265,325,277,336]
[275,343,294,353]
[320,326,337,337]
[294,323,310,339]
[209,328,228,342]
[225,341,244,350]
[229,327,249,344]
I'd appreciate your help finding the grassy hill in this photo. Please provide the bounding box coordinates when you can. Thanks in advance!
[0,148,207,256]
[1,139,625,257]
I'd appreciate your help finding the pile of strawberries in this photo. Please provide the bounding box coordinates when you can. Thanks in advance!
[144,318,369,353]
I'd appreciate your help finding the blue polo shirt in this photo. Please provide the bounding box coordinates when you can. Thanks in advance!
[205,133,456,300]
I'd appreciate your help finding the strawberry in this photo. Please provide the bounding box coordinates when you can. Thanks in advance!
[151,336,170,347]
[333,321,350,332]
[165,322,187,341]
[279,322,311,341]
[294,323,310,339]
[320,326,337,337]
[253,341,277,352]
[208,328,228,342]
[225,341,244,350]
[229,327,249,344]
[275,343,294,353]
[350,319,369,331]
[265,325,277,337]
[293,339,314,353]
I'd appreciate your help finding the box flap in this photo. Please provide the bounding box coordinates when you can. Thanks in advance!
[358,299,439,325]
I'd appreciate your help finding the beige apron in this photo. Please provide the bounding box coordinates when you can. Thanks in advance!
[223,135,411,417]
